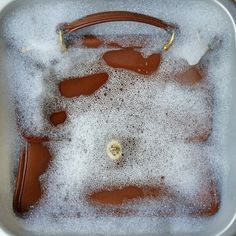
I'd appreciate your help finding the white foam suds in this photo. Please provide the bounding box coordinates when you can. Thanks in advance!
[0,0,234,235]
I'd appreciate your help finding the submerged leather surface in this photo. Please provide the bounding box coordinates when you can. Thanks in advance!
[13,13,218,216]
[13,64,219,216]
[13,137,52,214]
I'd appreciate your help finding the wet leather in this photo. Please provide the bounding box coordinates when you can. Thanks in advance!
[50,111,67,126]
[103,48,161,75]
[13,137,52,214]
[59,72,109,98]
[13,12,218,217]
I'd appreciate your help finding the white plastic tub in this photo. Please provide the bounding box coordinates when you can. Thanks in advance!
[0,0,236,235]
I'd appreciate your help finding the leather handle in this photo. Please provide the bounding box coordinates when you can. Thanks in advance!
[59,11,177,52]
[62,11,175,33]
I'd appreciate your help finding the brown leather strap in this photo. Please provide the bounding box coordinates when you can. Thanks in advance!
[13,137,52,214]
[62,11,175,33]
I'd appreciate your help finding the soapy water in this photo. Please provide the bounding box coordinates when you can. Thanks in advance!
[0,0,234,235]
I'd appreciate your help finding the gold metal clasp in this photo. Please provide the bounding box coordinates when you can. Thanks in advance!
[59,30,67,53]
[163,30,176,51]
[106,140,122,161]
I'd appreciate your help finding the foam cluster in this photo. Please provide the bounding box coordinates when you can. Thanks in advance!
[0,0,233,235]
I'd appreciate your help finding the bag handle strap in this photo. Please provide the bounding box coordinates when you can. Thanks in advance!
[59,11,177,51]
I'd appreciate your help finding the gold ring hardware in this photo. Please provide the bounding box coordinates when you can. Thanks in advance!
[59,30,68,53]
[163,30,176,51]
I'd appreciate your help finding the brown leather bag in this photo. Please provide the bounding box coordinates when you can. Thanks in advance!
[13,12,219,217]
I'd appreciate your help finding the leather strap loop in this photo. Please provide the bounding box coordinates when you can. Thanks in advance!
[62,11,175,33]
[59,11,177,52]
